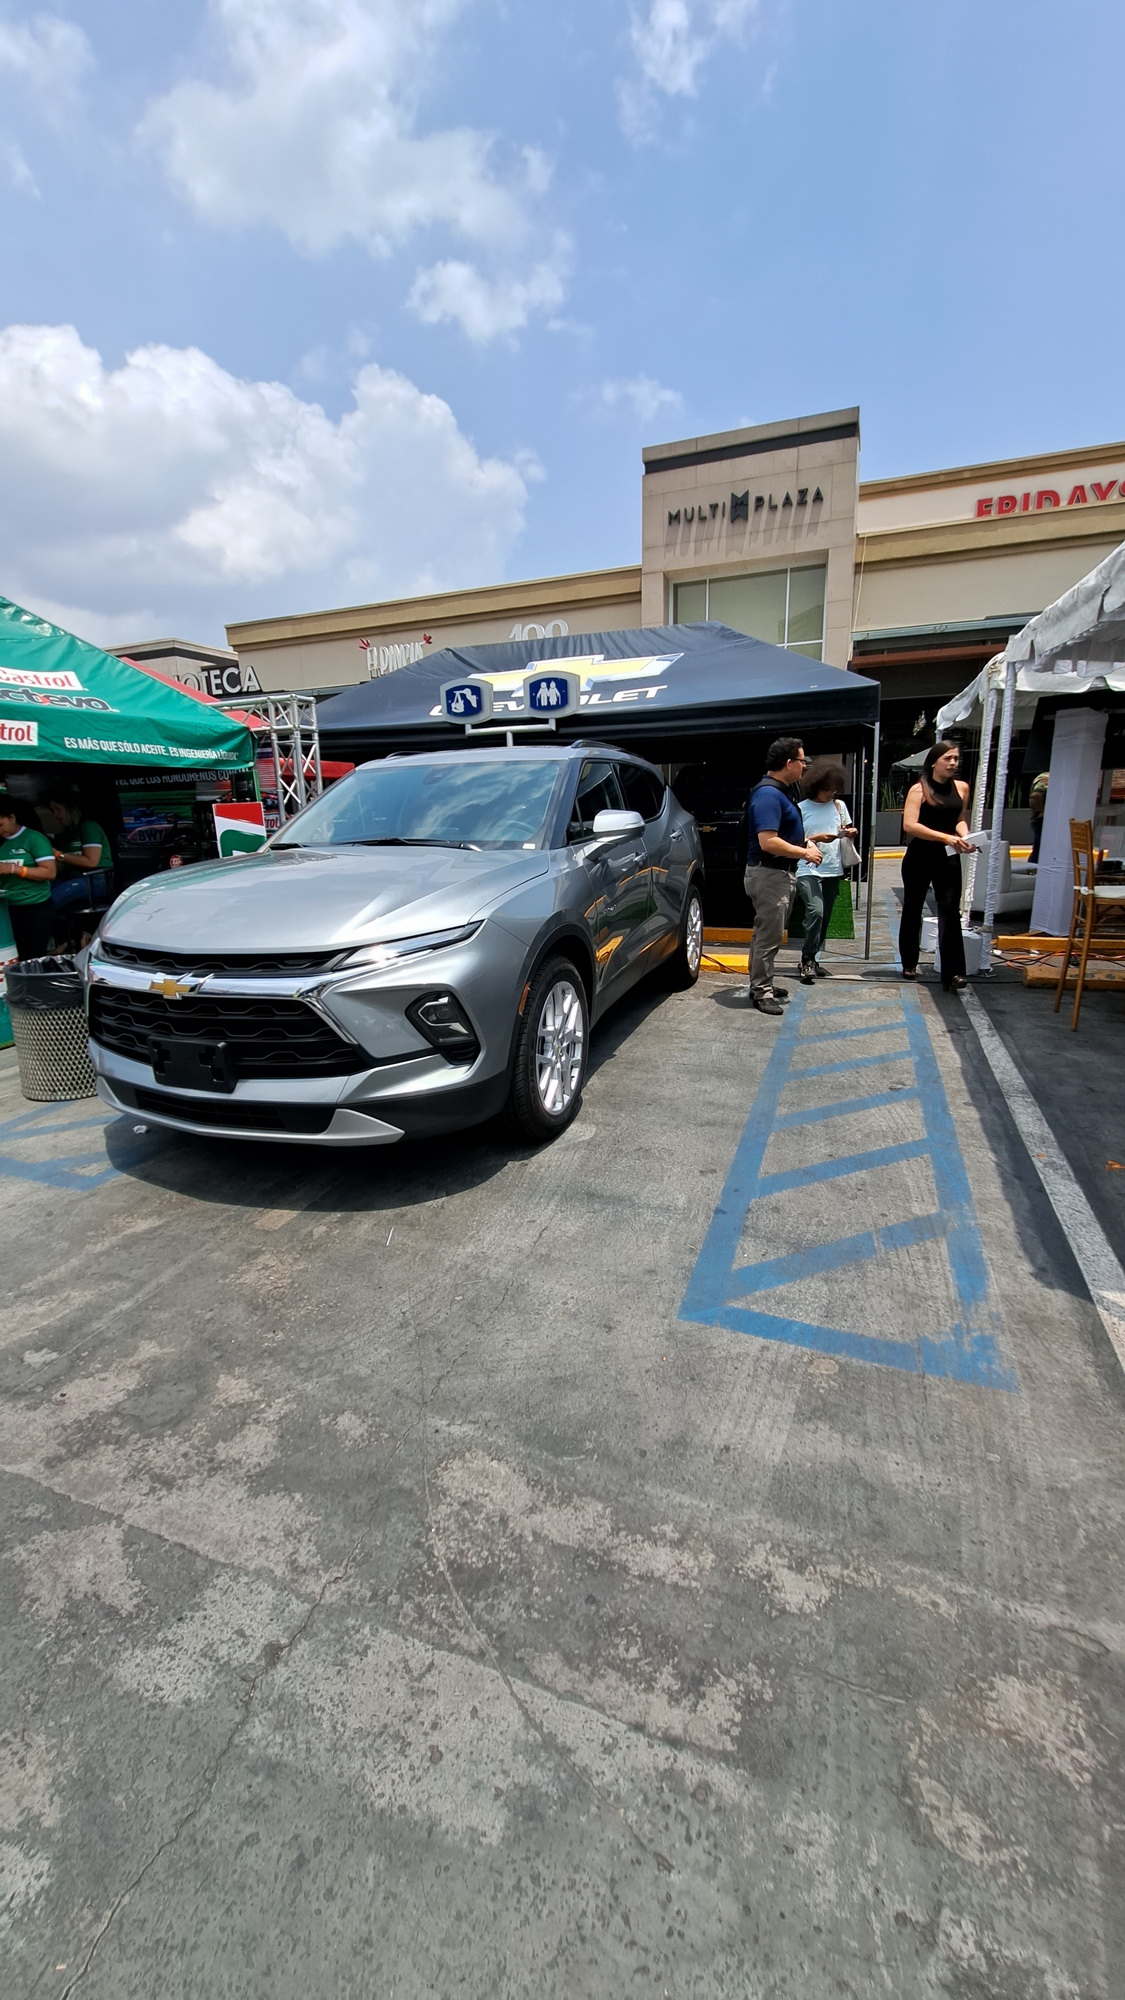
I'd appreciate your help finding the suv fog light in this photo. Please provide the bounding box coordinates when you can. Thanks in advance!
[406,991,480,1063]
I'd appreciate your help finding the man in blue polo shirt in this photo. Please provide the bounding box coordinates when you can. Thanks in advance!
[744,737,822,1015]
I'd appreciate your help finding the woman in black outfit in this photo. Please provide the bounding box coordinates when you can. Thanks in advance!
[899,741,973,991]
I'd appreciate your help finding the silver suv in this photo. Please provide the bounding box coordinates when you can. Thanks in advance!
[87,745,704,1146]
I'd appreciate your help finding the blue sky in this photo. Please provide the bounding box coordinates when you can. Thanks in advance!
[0,0,1122,644]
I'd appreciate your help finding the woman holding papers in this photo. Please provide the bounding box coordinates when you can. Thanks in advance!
[899,741,974,990]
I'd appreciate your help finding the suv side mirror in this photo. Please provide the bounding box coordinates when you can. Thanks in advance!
[591,809,645,838]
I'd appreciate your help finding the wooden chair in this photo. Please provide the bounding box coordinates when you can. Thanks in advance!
[1054,820,1125,1029]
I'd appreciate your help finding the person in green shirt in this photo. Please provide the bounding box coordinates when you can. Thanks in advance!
[44,794,110,876]
[0,793,57,958]
[41,792,113,929]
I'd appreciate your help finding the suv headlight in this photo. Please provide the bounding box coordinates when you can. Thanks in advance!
[337,922,481,971]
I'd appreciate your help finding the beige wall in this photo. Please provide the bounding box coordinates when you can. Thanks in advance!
[853,540,1122,636]
[640,411,859,668]
[243,594,642,693]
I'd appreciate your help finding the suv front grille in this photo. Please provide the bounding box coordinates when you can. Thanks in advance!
[89,987,363,1078]
[98,941,344,977]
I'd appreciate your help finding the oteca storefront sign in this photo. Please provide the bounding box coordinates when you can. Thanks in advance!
[976,474,1125,518]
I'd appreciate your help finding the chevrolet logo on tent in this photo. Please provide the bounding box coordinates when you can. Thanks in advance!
[149,977,200,1000]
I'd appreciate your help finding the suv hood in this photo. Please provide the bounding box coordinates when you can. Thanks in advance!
[101,846,550,953]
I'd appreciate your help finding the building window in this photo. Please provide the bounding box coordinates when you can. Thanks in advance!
[673,566,826,659]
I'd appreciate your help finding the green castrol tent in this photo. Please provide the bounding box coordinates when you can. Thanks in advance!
[0,596,254,770]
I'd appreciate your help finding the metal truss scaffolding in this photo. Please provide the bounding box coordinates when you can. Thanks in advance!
[218,693,324,823]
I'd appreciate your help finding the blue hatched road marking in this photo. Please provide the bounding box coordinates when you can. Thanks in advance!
[679,985,1017,1389]
[0,1100,122,1190]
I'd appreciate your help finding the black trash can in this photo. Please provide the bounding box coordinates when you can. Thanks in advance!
[6,955,97,1101]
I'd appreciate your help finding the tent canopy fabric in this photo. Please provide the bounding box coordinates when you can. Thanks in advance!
[937,540,1125,730]
[0,596,255,769]
[317,622,880,757]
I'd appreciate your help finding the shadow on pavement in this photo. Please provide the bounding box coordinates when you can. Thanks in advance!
[101,971,676,1212]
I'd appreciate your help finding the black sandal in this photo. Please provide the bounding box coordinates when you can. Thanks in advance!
[901,968,918,980]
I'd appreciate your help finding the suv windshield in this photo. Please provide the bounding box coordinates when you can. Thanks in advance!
[274,759,562,852]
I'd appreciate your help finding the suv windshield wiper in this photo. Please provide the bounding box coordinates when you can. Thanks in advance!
[341,837,481,850]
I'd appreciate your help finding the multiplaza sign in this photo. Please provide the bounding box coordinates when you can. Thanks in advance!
[975,472,1125,518]
[429,654,681,719]
[668,487,825,527]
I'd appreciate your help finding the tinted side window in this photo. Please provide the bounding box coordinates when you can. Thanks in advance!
[569,761,623,839]
[618,763,665,821]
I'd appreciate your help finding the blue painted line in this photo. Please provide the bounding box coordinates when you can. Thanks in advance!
[0,1100,122,1190]
[727,1210,947,1297]
[775,1086,919,1130]
[679,983,1016,1389]
[795,1019,912,1046]
[756,1138,929,1196]
[803,999,902,1017]
[794,1047,911,1080]
[0,1151,119,1189]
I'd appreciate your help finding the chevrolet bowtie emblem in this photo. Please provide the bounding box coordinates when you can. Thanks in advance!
[150,976,197,1000]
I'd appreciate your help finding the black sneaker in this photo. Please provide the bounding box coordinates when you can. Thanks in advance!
[798,963,817,985]
[813,960,831,978]
[753,995,786,1016]
[771,983,790,998]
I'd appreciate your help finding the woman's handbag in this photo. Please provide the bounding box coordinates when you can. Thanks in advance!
[836,801,861,871]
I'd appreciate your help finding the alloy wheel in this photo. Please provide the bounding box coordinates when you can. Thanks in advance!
[686,892,703,974]
[534,978,585,1115]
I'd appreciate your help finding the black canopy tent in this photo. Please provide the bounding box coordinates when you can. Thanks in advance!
[317,623,882,946]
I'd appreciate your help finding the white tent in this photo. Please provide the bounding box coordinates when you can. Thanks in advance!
[935,540,1125,943]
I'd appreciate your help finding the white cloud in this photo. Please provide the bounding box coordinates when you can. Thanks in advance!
[586,374,683,424]
[141,0,545,261]
[0,324,532,644]
[0,10,91,110]
[620,0,762,138]
[409,237,571,345]
[3,139,39,194]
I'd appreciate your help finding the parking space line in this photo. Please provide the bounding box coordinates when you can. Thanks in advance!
[775,1085,920,1129]
[796,1019,910,1045]
[963,989,1125,1378]
[679,986,1017,1388]
[794,1048,911,1080]
[0,1100,122,1191]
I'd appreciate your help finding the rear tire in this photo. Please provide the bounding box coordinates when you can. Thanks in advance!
[505,956,589,1143]
[666,882,704,988]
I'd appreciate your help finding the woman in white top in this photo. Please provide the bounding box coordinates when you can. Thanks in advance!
[793,761,858,983]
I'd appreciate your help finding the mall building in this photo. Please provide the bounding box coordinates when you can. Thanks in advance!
[225,408,1125,782]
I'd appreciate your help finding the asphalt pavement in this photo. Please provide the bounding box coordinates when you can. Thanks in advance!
[1,947,1123,1999]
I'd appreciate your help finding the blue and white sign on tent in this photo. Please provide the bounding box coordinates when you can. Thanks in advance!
[523,668,580,717]
[438,678,493,724]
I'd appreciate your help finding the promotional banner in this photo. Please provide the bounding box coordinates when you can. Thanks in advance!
[0,596,254,769]
[212,802,268,857]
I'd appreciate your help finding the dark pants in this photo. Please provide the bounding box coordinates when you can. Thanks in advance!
[899,842,965,986]
[1029,813,1044,864]
[793,874,842,964]
[8,899,56,960]
[744,864,796,999]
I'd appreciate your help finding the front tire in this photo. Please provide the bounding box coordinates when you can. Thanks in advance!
[666,882,704,988]
[505,957,589,1143]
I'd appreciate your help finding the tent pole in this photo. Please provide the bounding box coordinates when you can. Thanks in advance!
[980,660,1017,962]
[963,673,998,917]
[863,718,878,960]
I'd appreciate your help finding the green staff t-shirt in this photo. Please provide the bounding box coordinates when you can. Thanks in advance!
[0,826,53,905]
[61,820,108,866]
